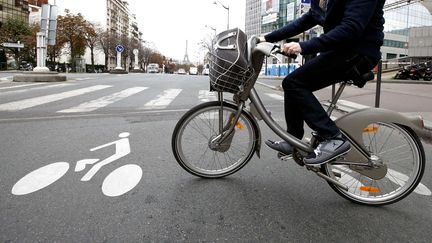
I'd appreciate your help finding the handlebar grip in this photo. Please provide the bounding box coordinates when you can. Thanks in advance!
[275,50,297,59]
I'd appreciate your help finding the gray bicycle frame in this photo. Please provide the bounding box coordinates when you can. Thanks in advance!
[217,38,425,162]
[211,38,425,190]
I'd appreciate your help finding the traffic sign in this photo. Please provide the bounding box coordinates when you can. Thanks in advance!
[1,42,25,48]
[116,45,124,53]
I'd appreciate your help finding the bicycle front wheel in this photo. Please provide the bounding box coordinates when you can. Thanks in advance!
[172,101,258,178]
[323,122,425,206]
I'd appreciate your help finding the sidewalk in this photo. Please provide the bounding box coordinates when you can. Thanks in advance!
[256,75,432,142]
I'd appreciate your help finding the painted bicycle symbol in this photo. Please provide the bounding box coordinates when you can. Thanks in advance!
[12,132,142,197]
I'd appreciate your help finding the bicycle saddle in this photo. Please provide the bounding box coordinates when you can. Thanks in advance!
[352,71,375,88]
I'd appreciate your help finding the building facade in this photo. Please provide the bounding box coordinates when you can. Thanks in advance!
[409,26,432,59]
[106,0,130,38]
[245,0,261,38]
[0,0,30,28]
[245,0,432,63]
[27,0,48,25]
[383,0,432,61]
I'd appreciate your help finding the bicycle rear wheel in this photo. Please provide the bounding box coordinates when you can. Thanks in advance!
[172,101,258,178]
[323,122,425,205]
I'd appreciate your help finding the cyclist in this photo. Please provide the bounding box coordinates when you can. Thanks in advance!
[260,0,385,165]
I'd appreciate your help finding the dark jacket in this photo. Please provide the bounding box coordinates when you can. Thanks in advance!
[264,0,385,61]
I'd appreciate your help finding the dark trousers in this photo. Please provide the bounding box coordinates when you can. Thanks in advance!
[282,50,377,139]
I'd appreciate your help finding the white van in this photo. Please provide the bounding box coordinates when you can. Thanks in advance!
[147,63,159,73]
[189,67,198,75]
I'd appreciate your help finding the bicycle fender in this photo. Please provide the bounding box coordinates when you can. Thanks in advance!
[335,107,425,156]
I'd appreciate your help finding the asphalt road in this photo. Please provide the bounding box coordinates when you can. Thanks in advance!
[0,73,431,242]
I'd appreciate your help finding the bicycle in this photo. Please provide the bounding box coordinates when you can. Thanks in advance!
[171,33,426,206]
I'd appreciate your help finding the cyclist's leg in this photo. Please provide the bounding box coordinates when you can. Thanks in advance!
[282,51,359,138]
[282,51,365,164]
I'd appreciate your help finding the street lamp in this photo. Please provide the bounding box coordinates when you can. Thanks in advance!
[213,1,230,30]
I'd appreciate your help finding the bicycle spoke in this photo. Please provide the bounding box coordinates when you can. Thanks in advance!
[324,122,424,205]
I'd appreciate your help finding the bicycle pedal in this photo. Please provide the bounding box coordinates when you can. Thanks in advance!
[277,152,292,161]
[332,170,342,178]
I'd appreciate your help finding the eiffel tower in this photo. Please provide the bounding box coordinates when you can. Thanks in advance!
[183,40,190,64]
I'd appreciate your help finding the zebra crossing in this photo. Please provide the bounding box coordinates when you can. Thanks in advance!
[0,83,286,114]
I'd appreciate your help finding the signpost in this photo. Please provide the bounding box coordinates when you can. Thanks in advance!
[115,44,124,70]
[133,49,139,70]
[13,3,66,82]
[1,43,25,48]
[34,4,58,73]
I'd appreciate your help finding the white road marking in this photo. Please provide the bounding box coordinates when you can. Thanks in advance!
[0,85,111,111]
[0,83,44,90]
[265,93,284,101]
[0,83,73,96]
[102,164,143,197]
[338,99,370,110]
[199,90,217,102]
[57,87,147,113]
[143,88,182,109]
[0,76,13,82]
[387,169,431,196]
[11,162,70,195]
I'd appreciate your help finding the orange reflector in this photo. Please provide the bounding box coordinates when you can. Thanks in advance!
[360,186,380,193]
[236,121,244,130]
[363,126,379,133]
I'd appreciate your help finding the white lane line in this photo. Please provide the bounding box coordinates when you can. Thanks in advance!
[0,76,13,82]
[265,93,284,101]
[0,83,45,90]
[143,89,182,109]
[338,99,370,110]
[0,83,73,96]
[57,87,148,113]
[0,85,111,111]
[387,169,431,196]
[198,90,217,102]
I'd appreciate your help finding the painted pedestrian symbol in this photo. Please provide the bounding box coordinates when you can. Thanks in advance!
[11,132,142,197]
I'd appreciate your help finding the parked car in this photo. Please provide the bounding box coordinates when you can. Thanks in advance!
[147,63,159,73]
[189,67,198,75]
[177,68,186,75]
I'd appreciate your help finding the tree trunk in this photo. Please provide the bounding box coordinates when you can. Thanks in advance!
[90,46,95,72]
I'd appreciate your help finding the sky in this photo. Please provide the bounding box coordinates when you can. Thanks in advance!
[54,0,246,63]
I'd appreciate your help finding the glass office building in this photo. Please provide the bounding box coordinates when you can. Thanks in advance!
[383,0,432,60]
[245,0,432,61]
[0,0,30,28]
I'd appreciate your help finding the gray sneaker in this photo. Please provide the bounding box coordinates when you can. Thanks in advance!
[265,140,293,155]
[303,135,350,165]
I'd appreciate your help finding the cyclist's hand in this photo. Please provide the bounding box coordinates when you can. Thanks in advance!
[258,36,266,43]
[283,42,302,56]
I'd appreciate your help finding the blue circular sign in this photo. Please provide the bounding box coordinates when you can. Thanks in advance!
[115,44,124,53]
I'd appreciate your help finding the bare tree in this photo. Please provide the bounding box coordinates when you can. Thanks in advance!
[84,22,98,72]
[97,30,115,71]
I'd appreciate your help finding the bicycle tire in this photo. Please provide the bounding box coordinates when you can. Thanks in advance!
[172,101,258,178]
[322,122,425,206]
